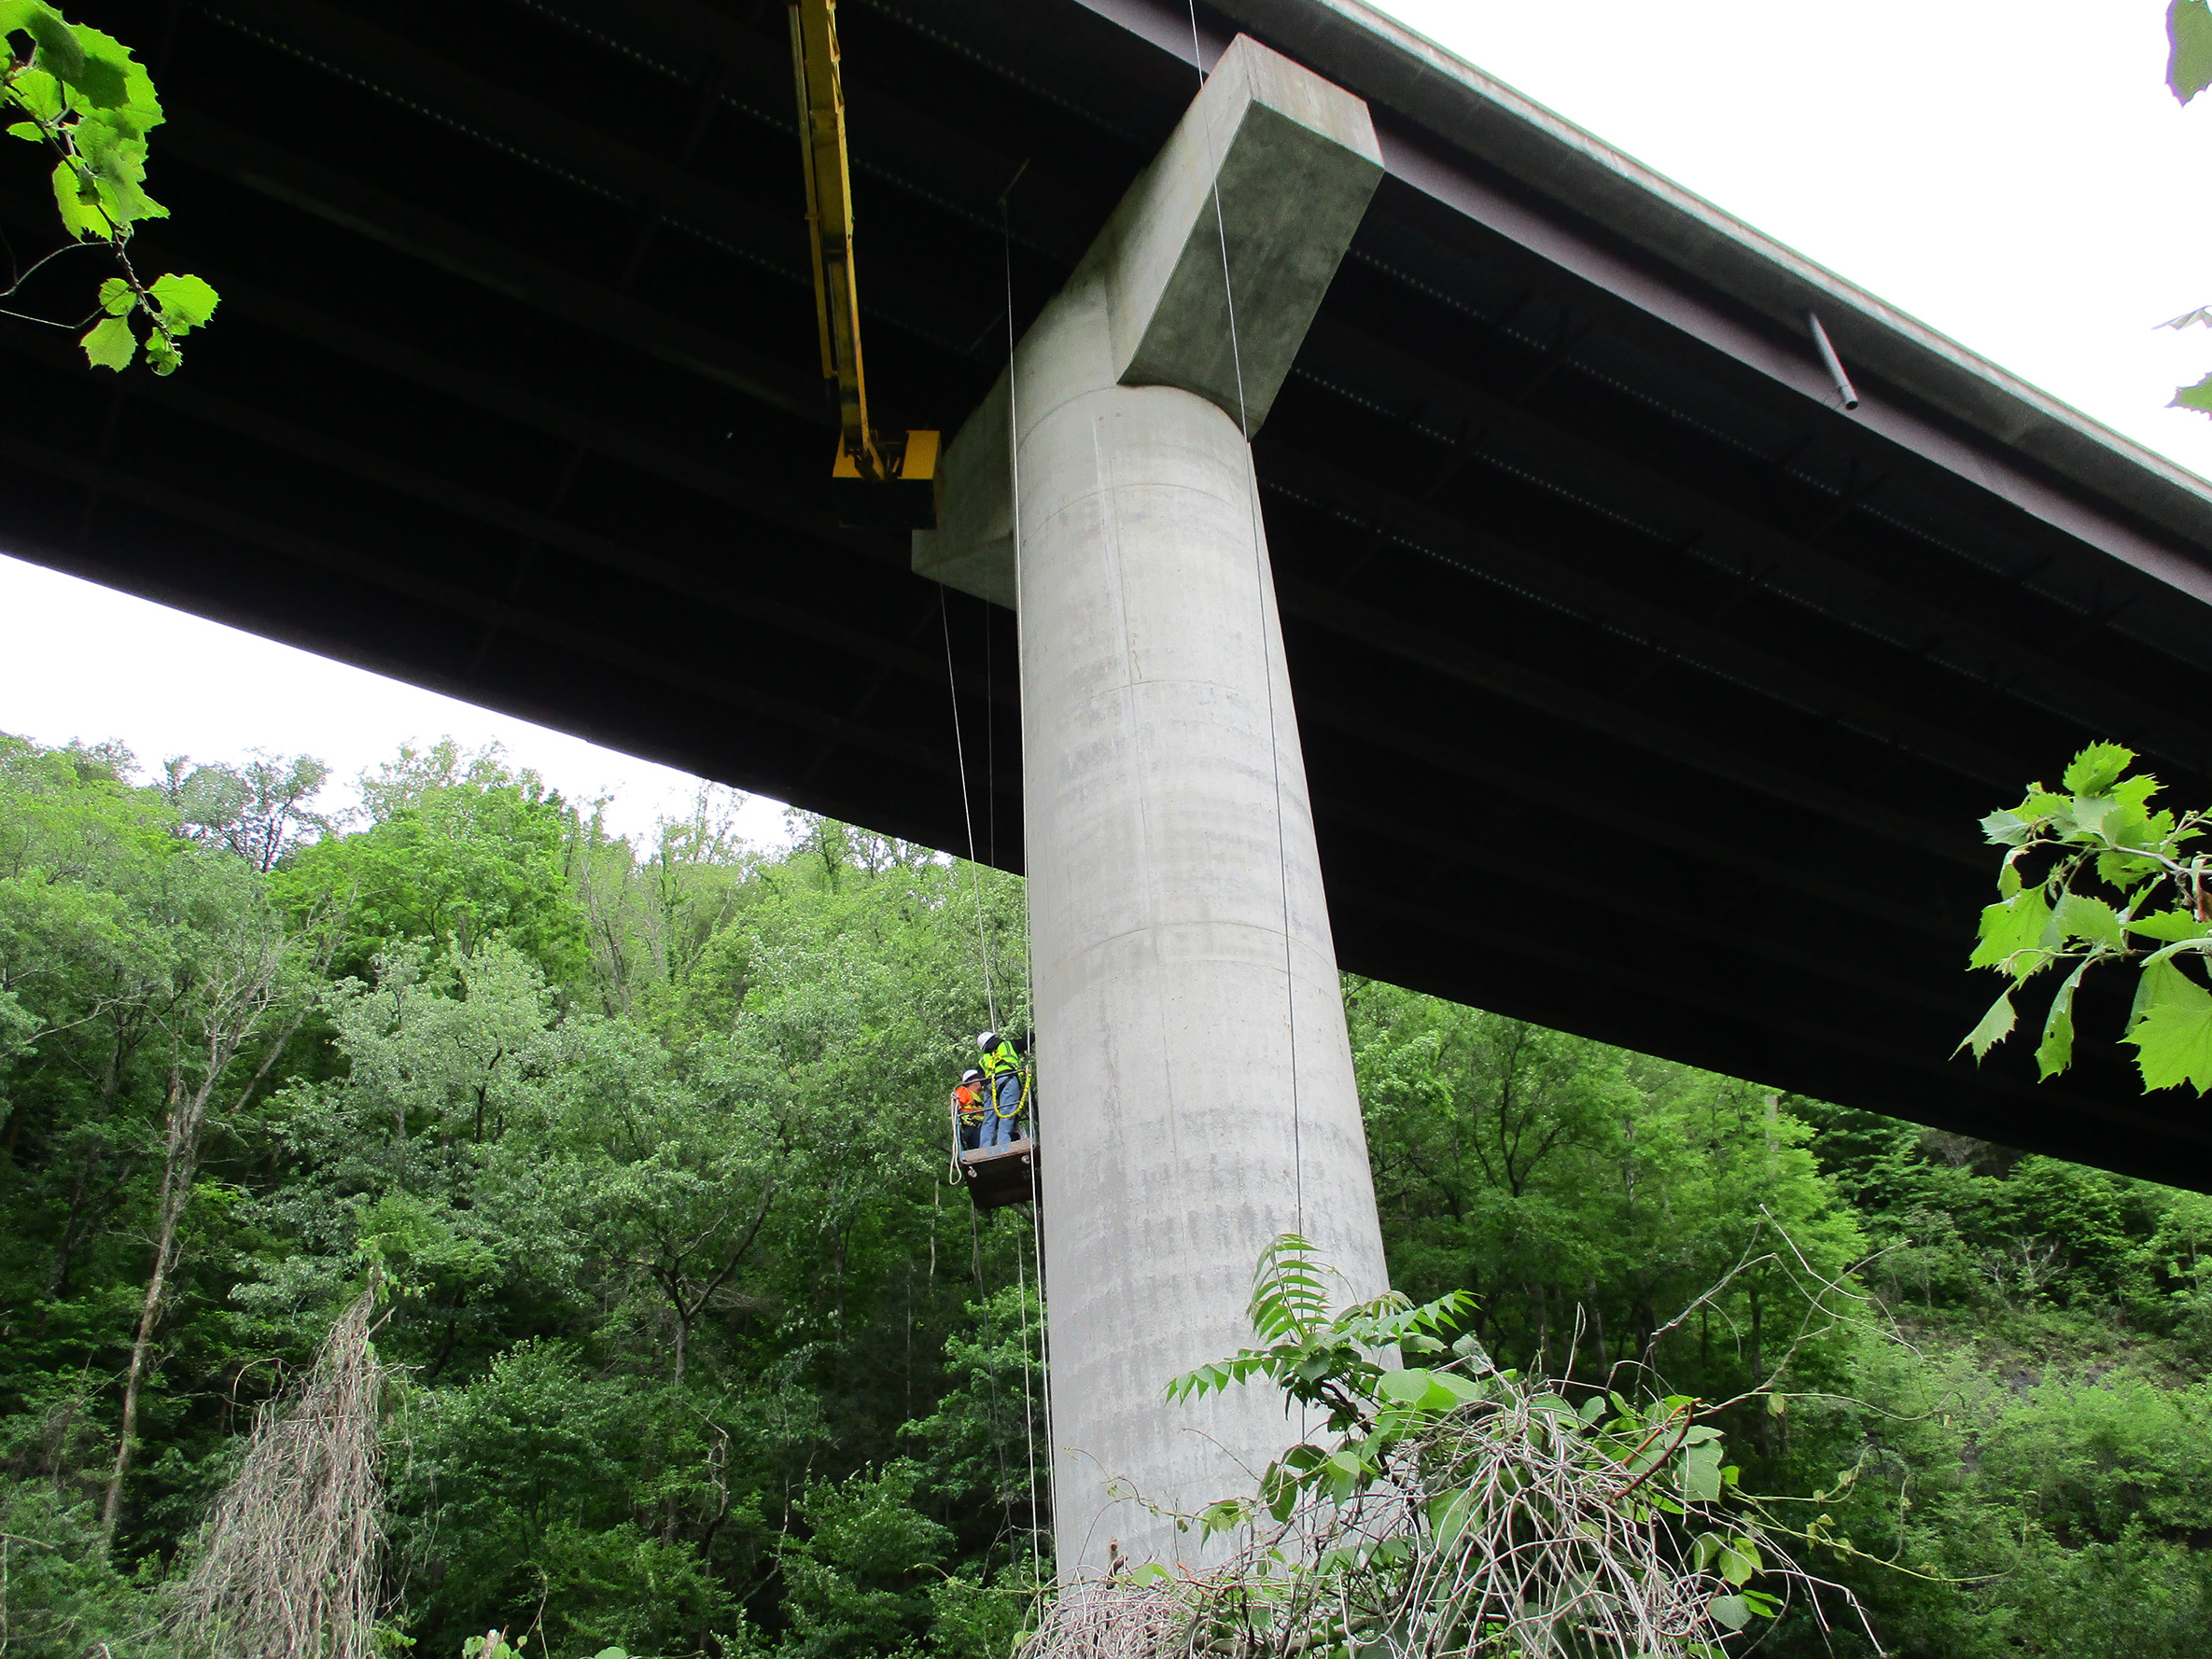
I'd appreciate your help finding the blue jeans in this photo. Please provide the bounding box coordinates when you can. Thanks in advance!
[980,1073,1023,1146]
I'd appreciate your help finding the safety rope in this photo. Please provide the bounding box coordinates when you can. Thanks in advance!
[1013,1208,1044,1583]
[1025,1178,1056,1581]
[970,1207,1020,1559]
[940,586,1001,1037]
[960,1169,1054,1583]
[1184,6,1306,1235]
[1000,171,1059,1590]
[931,171,1053,1591]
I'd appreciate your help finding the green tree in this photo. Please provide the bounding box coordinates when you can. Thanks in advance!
[779,1461,953,1659]
[278,742,588,988]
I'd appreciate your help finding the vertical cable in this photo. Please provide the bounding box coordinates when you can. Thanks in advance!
[1014,1208,1043,1588]
[973,1208,1018,1561]
[1026,1191,1057,1576]
[941,587,1001,1033]
[985,600,997,871]
[1185,5,1304,1235]
[1000,174,1060,1585]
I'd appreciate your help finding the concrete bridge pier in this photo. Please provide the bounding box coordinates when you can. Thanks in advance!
[915,35,1389,1579]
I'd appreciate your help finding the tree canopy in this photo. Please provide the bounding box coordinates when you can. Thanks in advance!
[3,731,2210,1657]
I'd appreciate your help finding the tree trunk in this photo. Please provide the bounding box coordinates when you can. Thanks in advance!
[47,1024,134,1302]
[104,1067,201,1538]
[1585,1278,1608,1377]
[1747,1285,1773,1458]
[102,925,301,1540]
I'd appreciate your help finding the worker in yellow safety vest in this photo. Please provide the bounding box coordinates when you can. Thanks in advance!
[950,1067,988,1153]
[975,1029,1029,1148]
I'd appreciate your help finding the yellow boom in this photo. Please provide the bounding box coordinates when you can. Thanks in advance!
[790,0,937,528]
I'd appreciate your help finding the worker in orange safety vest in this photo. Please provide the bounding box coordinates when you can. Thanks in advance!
[950,1066,988,1153]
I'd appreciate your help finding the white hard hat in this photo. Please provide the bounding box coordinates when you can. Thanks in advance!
[977,1030,997,1051]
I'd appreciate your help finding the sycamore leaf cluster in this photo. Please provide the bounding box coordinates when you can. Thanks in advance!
[1,0,217,372]
[1963,742,2212,1094]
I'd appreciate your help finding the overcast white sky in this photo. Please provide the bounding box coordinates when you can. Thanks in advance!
[5,0,2209,843]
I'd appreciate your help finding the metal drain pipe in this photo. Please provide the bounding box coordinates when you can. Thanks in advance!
[1807,310,1860,410]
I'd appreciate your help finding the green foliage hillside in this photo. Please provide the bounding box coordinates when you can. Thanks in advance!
[3,731,2209,1657]
[1352,981,2212,1657]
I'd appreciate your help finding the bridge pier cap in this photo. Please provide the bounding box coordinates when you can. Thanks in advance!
[914,34,1382,605]
[917,36,1392,1581]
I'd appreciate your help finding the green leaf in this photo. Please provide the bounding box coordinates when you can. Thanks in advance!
[71,108,161,227]
[63,23,149,112]
[2133,955,2199,1029]
[2071,793,2117,838]
[97,274,133,314]
[2097,849,2165,890]
[2124,964,2212,1093]
[2113,771,2162,812]
[1708,1594,1753,1632]
[149,271,217,333]
[1199,1498,1245,1534]
[6,63,63,122]
[2037,961,2092,1080]
[2174,0,2212,103]
[1430,1371,1488,1403]
[1377,1368,1436,1405]
[1679,1437,1724,1503]
[21,6,83,89]
[2174,371,2212,415]
[2064,742,2136,797]
[1959,987,2018,1062]
[2129,910,2212,943]
[1716,1538,1760,1586]
[50,157,109,239]
[1968,888,2051,976]
[2054,892,2125,952]
[80,312,134,370]
[1425,1487,1476,1550]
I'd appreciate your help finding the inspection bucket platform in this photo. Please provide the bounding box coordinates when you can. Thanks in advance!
[959,1137,1037,1210]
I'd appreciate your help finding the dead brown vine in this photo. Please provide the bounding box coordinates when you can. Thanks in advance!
[170,1287,387,1659]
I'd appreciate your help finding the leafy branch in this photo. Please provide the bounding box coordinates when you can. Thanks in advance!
[2159,3,2212,411]
[1959,741,2212,1092]
[1,0,217,371]
[1100,1236,1862,1657]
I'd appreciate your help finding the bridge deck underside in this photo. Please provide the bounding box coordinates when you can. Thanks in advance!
[6,0,2212,1184]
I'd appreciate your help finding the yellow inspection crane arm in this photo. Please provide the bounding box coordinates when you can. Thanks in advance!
[789,0,936,526]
